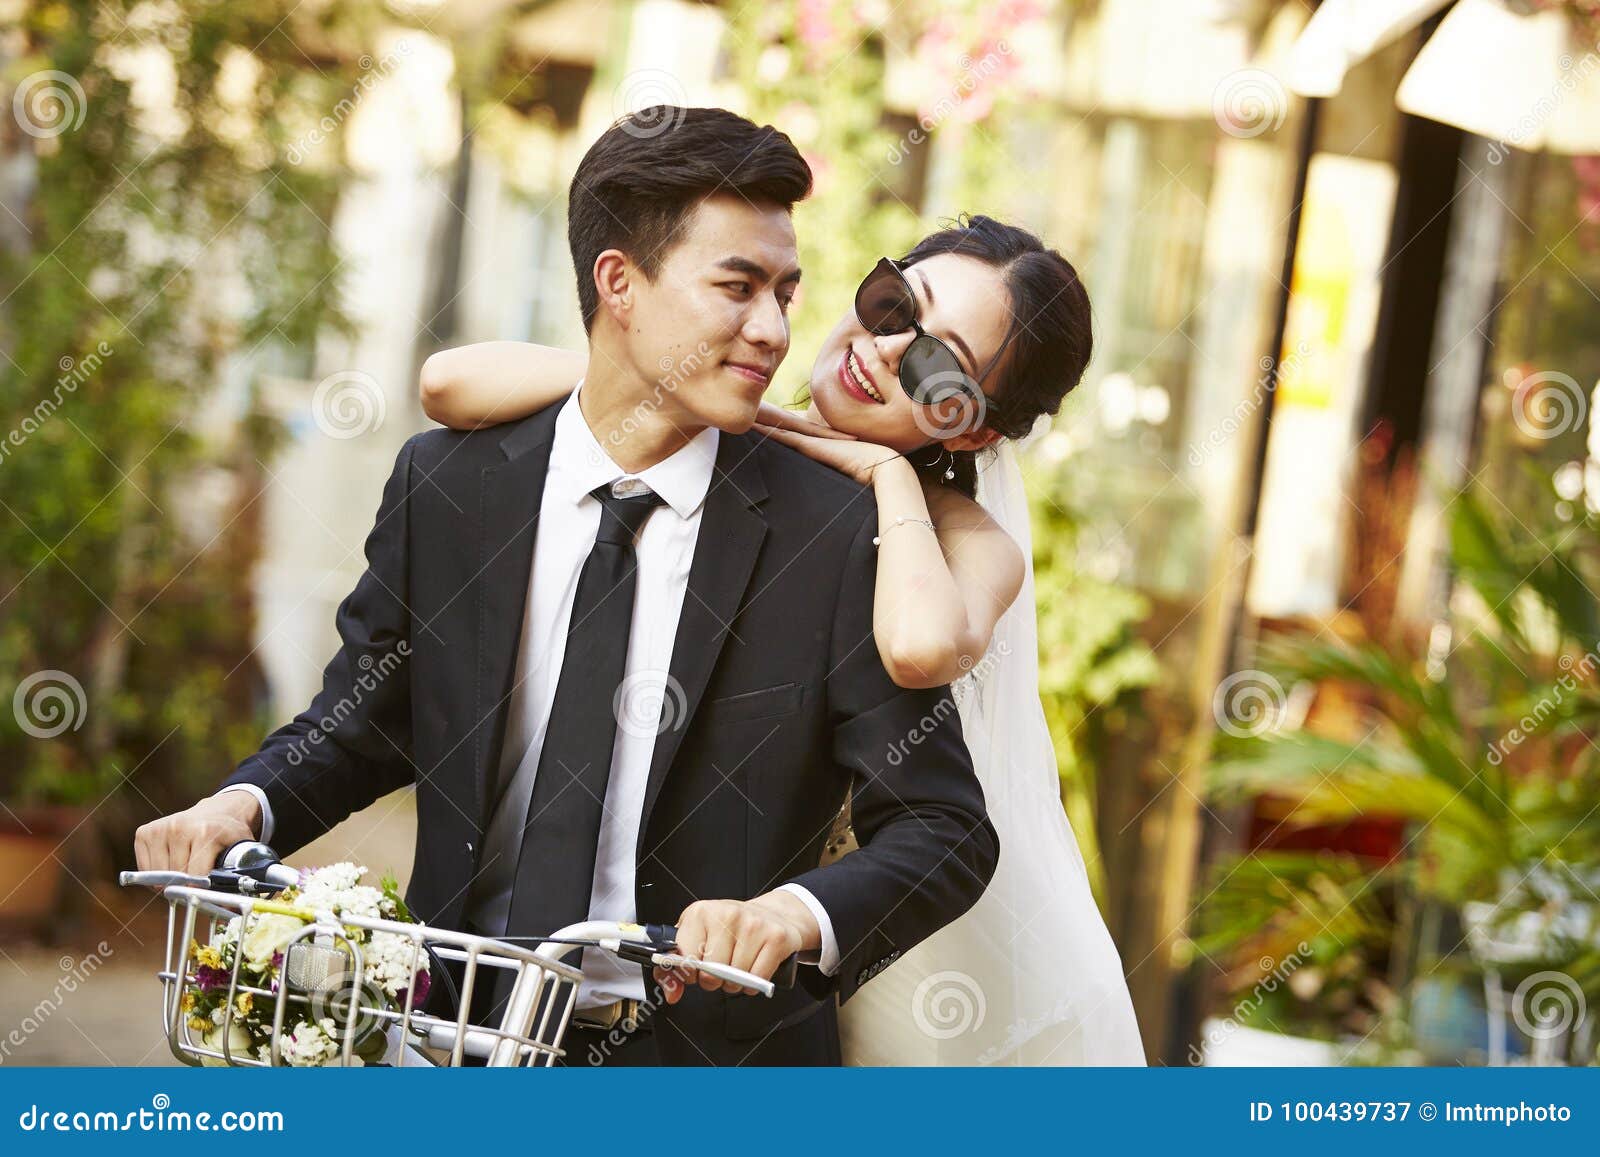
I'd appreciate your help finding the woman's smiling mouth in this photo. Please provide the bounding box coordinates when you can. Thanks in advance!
[838,347,886,404]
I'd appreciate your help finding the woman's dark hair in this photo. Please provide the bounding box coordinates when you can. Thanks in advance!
[899,214,1093,495]
[568,106,813,332]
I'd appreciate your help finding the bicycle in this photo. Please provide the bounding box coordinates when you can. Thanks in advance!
[120,841,793,1067]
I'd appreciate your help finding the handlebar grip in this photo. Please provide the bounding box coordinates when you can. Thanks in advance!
[646,923,800,990]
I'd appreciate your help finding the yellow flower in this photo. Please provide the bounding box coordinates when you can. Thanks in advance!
[188,1015,211,1032]
[193,942,224,969]
[234,991,253,1016]
[180,991,196,1012]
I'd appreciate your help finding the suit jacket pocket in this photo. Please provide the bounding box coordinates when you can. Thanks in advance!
[700,681,805,724]
[722,980,830,1040]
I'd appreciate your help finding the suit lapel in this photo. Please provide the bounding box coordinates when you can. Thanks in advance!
[472,404,561,835]
[636,433,768,860]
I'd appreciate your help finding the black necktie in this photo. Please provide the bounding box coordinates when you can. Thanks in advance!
[504,483,666,940]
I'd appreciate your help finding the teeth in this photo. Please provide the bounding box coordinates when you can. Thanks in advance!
[847,349,884,403]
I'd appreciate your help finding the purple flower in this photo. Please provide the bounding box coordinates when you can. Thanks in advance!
[194,964,230,993]
[398,967,431,1008]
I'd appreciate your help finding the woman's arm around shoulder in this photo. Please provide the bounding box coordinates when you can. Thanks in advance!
[418,341,588,429]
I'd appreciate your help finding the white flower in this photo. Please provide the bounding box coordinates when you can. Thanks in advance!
[301,862,365,895]
[241,911,305,966]
[199,1022,255,1067]
[295,862,385,921]
[360,930,426,997]
[278,1018,351,1067]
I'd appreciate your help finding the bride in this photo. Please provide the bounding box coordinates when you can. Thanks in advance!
[419,214,1146,1066]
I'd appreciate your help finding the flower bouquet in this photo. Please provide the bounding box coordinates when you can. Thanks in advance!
[180,862,431,1066]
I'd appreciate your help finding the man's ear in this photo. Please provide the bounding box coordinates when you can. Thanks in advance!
[593,249,634,326]
[942,425,1003,453]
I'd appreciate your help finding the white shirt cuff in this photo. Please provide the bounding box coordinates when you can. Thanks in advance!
[215,784,273,845]
[776,883,840,976]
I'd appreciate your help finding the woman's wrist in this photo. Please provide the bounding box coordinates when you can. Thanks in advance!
[869,452,919,490]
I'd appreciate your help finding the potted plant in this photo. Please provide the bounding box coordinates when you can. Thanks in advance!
[1197,485,1600,1065]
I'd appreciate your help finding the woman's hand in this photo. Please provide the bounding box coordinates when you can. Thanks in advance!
[755,421,904,486]
[753,401,855,438]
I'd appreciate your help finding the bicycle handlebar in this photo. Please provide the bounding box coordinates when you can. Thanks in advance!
[121,842,801,995]
[120,839,300,895]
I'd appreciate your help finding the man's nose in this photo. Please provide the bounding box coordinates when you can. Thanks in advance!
[742,291,790,350]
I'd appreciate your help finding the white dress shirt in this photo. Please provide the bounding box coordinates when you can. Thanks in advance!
[221,387,837,1008]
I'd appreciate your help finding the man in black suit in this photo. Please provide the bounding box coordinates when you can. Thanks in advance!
[134,106,998,1066]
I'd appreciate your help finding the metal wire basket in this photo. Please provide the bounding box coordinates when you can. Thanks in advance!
[151,885,585,1067]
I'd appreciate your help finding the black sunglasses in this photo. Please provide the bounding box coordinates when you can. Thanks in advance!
[852,258,985,409]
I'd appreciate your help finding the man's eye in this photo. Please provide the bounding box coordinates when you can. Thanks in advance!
[778,294,796,312]
[721,281,752,296]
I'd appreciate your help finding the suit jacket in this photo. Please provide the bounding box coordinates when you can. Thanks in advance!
[223,399,1000,1065]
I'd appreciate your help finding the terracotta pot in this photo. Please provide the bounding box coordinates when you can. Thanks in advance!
[0,807,84,927]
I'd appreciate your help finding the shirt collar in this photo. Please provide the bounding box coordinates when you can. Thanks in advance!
[551,382,719,520]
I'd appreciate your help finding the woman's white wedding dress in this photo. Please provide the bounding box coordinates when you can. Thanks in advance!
[830,442,1146,1066]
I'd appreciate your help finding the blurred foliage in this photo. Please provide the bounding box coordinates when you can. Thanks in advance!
[0,1,397,848]
[1198,482,1600,1051]
[1193,850,1398,1045]
[1029,460,1160,899]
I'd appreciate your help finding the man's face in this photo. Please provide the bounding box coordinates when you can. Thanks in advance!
[619,193,800,435]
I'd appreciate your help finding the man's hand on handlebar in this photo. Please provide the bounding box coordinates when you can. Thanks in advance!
[653,892,818,1003]
[133,793,261,886]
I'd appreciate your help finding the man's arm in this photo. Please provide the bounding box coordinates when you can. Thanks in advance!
[782,508,1000,1003]
[655,506,997,1004]
[134,436,422,876]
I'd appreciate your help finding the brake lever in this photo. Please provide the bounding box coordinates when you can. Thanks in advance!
[118,869,211,889]
[639,923,800,990]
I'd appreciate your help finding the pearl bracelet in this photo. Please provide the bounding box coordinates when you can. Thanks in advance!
[872,516,936,546]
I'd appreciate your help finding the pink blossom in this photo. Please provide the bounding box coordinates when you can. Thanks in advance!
[796,0,837,54]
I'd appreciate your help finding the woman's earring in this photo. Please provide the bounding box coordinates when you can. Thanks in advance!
[942,449,956,481]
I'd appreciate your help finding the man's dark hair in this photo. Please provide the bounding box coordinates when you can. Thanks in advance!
[567,106,813,332]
